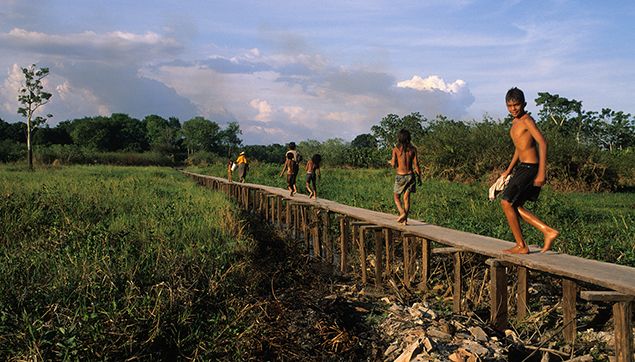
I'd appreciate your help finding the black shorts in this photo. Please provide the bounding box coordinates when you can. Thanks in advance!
[287,172,297,188]
[306,172,316,184]
[502,163,541,206]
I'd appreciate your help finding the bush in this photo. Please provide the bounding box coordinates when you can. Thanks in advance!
[0,140,24,163]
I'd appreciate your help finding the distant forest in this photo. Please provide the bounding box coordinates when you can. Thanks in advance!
[1,92,633,191]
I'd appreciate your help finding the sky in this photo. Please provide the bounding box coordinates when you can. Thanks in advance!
[0,0,633,145]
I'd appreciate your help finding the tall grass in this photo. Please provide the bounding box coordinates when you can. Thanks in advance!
[0,165,252,360]
[192,162,635,266]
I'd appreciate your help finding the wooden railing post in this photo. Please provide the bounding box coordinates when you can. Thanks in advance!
[421,238,431,292]
[488,259,508,330]
[374,228,383,287]
[359,226,367,284]
[312,208,321,258]
[322,211,333,265]
[338,216,349,274]
[562,278,578,345]
[384,229,393,276]
[516,266,529,320]
[581,291,633,362]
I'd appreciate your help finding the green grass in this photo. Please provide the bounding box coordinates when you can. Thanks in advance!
[192,161,635,266]
[0,165,252,360]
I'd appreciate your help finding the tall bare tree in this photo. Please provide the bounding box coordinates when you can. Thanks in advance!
[17,64,53,170]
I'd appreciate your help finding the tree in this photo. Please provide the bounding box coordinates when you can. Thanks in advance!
[17,64,53,169]
[181,117,221,154]
[371,112,427,149]
[219,121,243,157]
[144,115,181,155]
[351,133,378,149]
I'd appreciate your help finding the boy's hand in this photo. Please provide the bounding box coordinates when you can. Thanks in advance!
[416,174,422,186]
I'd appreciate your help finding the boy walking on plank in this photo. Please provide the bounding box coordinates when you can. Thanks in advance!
[500,87,559,254]
[390,129,422,225]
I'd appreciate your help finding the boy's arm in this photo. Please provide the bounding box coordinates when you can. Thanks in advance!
[525,117,548,186]
[279,161,286,177]
[390,148,397,168]
[502,150,519,177]
[413,148,422,184]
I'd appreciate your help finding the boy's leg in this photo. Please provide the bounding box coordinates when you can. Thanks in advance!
[517,206,559,253]
[501,199,529,254]
[393,193,406,222]
[403,190,411,223]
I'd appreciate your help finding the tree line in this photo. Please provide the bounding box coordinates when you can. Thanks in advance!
[1,87,633,190]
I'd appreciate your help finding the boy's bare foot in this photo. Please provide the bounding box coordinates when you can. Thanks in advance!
[397,213,407,223]
[540,229,560,253]
[503,245,529,254]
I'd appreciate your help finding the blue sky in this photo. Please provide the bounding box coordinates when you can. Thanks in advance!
[1,0,633,144]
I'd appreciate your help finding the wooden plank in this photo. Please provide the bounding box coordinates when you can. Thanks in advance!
[562,278,578,344]
[432,247,462,254]
[580,291,635,302]
[403,235,411,289]
[183,173,635,297]
[312,208,321,258]
[489,259,508,330]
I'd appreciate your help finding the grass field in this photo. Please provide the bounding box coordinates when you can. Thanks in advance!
[192,161,635,267]
[0,165,256,360]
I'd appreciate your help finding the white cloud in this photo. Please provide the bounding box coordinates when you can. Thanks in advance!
[249,99,272,122]
[397,75,466,93]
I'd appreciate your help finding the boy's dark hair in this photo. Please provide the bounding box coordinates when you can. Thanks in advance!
[286,152,294,160]
[288,142,296,150]
[505,87,525,103]
[311,154,322,166]
[397,129,412,149]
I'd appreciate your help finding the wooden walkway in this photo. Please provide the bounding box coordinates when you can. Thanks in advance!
[185,172,634,362]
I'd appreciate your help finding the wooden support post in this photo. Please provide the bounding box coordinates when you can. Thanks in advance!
[403,234,411,289]
[562,278,578,345]
[580,291,633,362]
[453,251,462,314]
[384,229,392,276]
[302,206,309,246]
[614,301,633,362]
[359,226,367,284]
[276,196,282,226]
[516,266,529,320]
[420,238,431,292]
[293,204,299,239]
[322,211,332,265]
[488,259,508,330]
[374,228,383,287]
[312,208,321,258]
[338,216,349,274]
[285,200,292,231]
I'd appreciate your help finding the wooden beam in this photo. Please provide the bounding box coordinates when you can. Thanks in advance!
[432,247,462,254]
[384,228,393,276]
[374,229,383,287]
[312,208,321,258]
[322,211,333,265]
[403,235,411,289]
[517,266,529,321]
[613,301,633,362]
[453,251,462,314]
[339,216,349,274]
[359,226,367,284]
[580,291,635,302]
[489,259,508,330]
[420,238,431,292]
[562,278,578,344]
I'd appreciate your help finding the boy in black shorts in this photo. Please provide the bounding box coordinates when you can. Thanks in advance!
[499,87,559,254]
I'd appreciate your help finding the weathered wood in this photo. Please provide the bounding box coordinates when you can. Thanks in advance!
[517,266,529,320]
[580,291,635,302]
[420,238,431,292]
[432,247,461,254]
[580,291,633,362]
[374,229,383,287]
[453,251,462,314]
[562,278,578,344]
[276,196,282,226]
[384,228,393,276]
[403,235,411,289]
[489,259,508,330]
[359,226,367,284]
[184,173,635,297]
[339,216,349,274]
[322,211,333,265]
[285,200,292,230]
[613,301,633,362]
[312,208,321,258]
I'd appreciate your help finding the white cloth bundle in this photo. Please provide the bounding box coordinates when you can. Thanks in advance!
[488,175,511,201]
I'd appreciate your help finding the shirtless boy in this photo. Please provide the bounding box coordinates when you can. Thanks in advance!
[390,129,422,225]
[500,87,559,254]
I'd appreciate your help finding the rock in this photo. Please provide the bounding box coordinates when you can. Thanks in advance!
[469,326,488,342]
